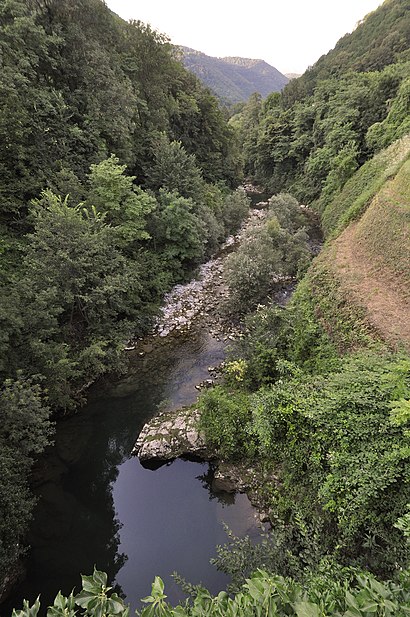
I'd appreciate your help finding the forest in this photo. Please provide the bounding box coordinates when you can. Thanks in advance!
[0,0,245,594]
[1,0,410,615]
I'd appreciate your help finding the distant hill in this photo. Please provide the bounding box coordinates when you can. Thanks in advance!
[180,47,289,104]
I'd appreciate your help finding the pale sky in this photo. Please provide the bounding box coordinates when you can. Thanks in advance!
[104,0,385,74]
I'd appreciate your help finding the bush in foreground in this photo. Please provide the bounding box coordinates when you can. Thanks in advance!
[11,564,410,617]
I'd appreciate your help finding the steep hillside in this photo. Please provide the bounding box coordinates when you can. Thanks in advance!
[181,47,289,104]
[295,135,410,354]
[332,158,410,348]
[283,0,410,104]
[241,0,409,203]
[321,134,410,236]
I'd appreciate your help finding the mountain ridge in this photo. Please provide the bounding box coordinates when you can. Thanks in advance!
[180,46,289,104]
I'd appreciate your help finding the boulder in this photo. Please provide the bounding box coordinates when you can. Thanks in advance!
[133,408,214,461]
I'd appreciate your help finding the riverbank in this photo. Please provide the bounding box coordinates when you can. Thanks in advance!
[132,197,322,524]
[125,206,268,352]
[134,405,277,524]
[3,194,321,613]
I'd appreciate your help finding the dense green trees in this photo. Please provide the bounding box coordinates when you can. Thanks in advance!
[0,0,249,589]
[223,194,311,315]
[7,190,144,409]
[246,65,408,205]
[0,0,239,229]
[233,0,410,214]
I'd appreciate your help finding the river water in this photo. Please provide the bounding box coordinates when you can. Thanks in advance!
[4,199,321,615]
[4,327,259,615]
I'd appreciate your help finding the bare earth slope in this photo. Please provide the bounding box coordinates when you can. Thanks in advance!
[331,159,410,350]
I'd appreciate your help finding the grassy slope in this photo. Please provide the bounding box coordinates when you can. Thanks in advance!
[292,134,410,354]
[320,134,410,237]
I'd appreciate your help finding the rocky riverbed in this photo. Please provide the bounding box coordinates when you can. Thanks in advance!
[132,198,322,523]
[126,207,269,353]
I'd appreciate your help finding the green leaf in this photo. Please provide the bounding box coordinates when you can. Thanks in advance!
[359,601,379,612]
[80,575,99,594]
[151,577,165,598]
[92,569,108,588]
[140,605,156,617]
[108,595,126,615]
[12,598,41,617]
[75,590,96,608]
[294,601,322,617]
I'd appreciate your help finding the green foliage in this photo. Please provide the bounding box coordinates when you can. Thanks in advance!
[75,569,128,617]
[320,135,410,237]
[289,255,377,356]
[11,566,410,617]
[390,398,410,428]
[148,190,206,279]
[224,359,248,384]
[253,70,390,201]
[12,568,129,617]
[86,155,156,246]
[144,135,206,202]
[238,0,410,205]
[366,75,410,152]
[2,190,143,409]
[232,93,263,177]
[268,194,307,232]
[212,525,354,594]
[0,0,63,218]
[0,375,52,585]
[227,306,299,388]
[0,0,238,229]
[223,195,311,315]
[221,188,250,235]
[198,387,252,460]
[200,352,410,572]
[283,278,341,373]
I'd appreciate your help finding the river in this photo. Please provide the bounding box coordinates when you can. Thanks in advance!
[3,309,260,616]
[4,200,321,615]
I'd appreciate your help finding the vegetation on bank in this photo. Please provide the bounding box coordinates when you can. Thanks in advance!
[223,194,311,315]
[0,0,248,589]
[2,0,410,613]
[231,0,409,213]
[11,561,410,617]
[195,128,410,586]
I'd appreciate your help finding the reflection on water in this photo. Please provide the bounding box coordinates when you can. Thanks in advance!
[113,458,257,611]
[4,328,259,615]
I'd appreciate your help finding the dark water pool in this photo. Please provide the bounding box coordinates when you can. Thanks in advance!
[4,329,259,615]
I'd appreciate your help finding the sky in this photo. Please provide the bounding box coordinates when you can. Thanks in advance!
[104,0,385,74]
